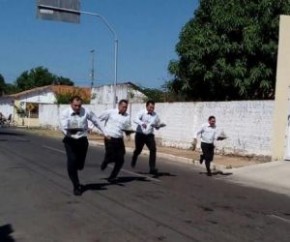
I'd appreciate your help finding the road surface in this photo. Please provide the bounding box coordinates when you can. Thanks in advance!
[0,128,290,242]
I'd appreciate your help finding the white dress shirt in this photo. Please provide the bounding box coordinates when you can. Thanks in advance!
[99,109,131,138]
[60,107,106,139]
[194,123,219,144]
[134,109,160,135]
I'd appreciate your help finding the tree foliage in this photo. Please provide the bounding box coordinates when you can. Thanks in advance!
[0,67,74,95]
[0,74,19,95]
[167,0,290,101]
[140,87,165,102]
[4,83,19,95]
[54,87,91,104]
[0,74,5,96]
[15,66,74,92]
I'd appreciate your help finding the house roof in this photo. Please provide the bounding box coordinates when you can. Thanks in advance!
[8,85,51,98]
[5,85,91,99]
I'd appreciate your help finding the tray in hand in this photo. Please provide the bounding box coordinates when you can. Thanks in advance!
[151,123,166,128]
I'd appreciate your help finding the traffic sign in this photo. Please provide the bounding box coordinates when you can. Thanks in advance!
[36,0,80,24]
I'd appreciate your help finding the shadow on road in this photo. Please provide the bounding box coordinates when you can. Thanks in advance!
[0,131,24,136]
[83,183,109,192]
[199,171,233,176]
[0,130,29,143]
[0,224,15,242]
[83,176,150,192]
[115,176,150,183]
[138,171,177,179]
[105,176,151,187]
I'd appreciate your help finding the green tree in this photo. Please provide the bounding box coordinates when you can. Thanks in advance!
[168,0,290,101]
[4,83,19,95]
[56,76,74,86]
[140,87,165,102]
[0,74,5,96]
[129,84,166,102]
[15,66,74,91]
[0,74,19,95]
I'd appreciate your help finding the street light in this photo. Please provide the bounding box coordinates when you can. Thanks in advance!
[37,4,118,107]
[90,49,95,89]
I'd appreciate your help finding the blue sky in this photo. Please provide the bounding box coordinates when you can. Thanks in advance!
[0,0,198,89]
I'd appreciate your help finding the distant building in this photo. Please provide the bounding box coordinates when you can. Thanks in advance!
[0,85,90,126]
[90,82,147,105]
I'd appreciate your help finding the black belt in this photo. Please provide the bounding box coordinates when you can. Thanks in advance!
[64,136,88,142]
[110,137,123,140]
[136,132,154,136]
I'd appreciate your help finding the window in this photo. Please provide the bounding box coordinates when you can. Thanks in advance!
[26,103,39,119]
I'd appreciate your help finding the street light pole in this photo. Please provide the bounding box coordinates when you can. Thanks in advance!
[114,39,118,106]
[90,49,95,89]
[37,4,118,107]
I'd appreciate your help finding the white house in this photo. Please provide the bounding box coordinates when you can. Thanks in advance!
[90,82,147,105]
[0,85,90,126]
[0,85,56,124]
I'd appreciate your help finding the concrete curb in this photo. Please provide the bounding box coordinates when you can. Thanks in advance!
[88,140,227,171]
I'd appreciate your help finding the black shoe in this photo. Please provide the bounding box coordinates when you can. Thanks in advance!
[199,154,204,164]
[73,185,83,196]
[101,161,108,171]
[149,168,158,175]
[207,171,212,176]
[131,159,137,168]
[107,176,118,183]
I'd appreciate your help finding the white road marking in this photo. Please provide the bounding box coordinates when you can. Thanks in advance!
[268,214,290,224]
[42,145,65,154]
[42,145,161,182]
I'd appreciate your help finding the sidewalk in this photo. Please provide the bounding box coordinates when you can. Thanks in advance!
[223,161,290,197]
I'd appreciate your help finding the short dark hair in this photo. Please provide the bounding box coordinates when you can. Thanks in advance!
[118,99,128,105]
[146,100,155,106]
[70,95,83,103]
[208,115,216,121]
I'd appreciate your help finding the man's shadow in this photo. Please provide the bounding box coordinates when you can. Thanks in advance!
[113,176,150,184]
[138,171,177,179]
[83,176,150,191]
[199,171,233,176]
[0,224,15,242]
[82,182,109,192]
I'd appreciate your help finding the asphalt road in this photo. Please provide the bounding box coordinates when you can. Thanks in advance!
[1,128,290,242]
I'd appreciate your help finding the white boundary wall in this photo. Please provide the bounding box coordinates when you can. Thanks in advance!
[39,101,274,157]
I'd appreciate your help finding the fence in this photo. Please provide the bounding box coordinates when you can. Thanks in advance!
[38,101,274,158]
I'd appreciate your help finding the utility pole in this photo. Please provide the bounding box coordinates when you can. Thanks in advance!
[90,49,95,89]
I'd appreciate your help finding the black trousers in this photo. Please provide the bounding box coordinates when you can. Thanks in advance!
[201,142,214,173]
[63,136,89,188]
[132,133,157,170]
[103,137,125,178]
